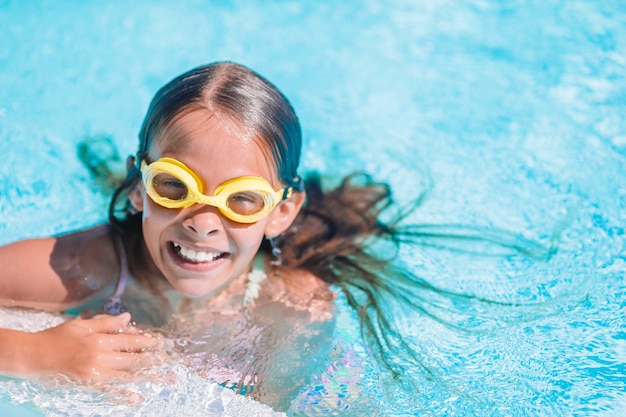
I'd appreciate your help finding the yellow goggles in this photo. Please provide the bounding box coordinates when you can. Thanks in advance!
[140,157,292,223]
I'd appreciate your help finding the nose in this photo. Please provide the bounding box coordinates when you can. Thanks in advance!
[182,205,223,236]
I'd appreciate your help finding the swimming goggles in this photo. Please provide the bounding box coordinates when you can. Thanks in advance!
[140,157,292,223]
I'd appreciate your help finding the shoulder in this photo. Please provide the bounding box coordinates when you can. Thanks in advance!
[51,225,120,301]
[52,225,117,267]
[0,224,119,311]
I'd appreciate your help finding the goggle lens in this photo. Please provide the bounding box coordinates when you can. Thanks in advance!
[152,173,189,201]
[225,191,268,216]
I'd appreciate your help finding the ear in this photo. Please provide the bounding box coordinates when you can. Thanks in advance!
[264,190,305,238]
[127,182,145,213]
[126,156,145,213]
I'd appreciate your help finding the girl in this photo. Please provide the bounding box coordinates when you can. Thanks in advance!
[0,61,548,409]
[0,62,391,399]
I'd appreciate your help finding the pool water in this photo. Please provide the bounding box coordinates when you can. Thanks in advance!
[1,0,625,416]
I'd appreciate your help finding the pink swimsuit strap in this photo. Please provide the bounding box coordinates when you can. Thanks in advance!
[103,228,129,315]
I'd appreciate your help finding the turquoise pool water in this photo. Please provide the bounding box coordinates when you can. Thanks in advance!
[1,0,625,415]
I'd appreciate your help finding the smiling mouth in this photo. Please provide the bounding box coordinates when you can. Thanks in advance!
[171,242,228,263]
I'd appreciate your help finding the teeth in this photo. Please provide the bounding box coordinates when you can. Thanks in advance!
[172,242,221,263]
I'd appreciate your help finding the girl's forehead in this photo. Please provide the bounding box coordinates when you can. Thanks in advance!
[151,109,251,153]
[150,109,280,183]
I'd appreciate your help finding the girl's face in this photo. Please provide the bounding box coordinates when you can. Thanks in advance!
[131,109,301,298]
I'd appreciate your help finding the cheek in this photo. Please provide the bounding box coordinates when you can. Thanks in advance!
[232,225,265,247]
[228,223,268,258]
[140,202,174,249]
[142,197,175,222]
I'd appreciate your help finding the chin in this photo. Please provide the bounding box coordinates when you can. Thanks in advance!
[173,280,230,299]
[176,287,214,298]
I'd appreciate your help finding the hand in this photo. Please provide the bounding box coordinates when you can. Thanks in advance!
[26,313,160,382]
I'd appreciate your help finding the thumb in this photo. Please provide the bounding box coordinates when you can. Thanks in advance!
[86,312,132,334]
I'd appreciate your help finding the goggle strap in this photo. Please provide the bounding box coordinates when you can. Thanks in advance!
[292,175,304,192]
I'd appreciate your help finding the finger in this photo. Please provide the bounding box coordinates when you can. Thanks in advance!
[107,351,145,370]
[84,313,132,334]
[118,324,141,334]
[97,333,161,353]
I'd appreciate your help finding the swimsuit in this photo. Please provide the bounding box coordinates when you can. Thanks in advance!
[102,230,129,315]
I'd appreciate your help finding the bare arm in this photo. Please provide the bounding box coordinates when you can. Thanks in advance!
[0,226,118,311]
[0,227,168,380]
